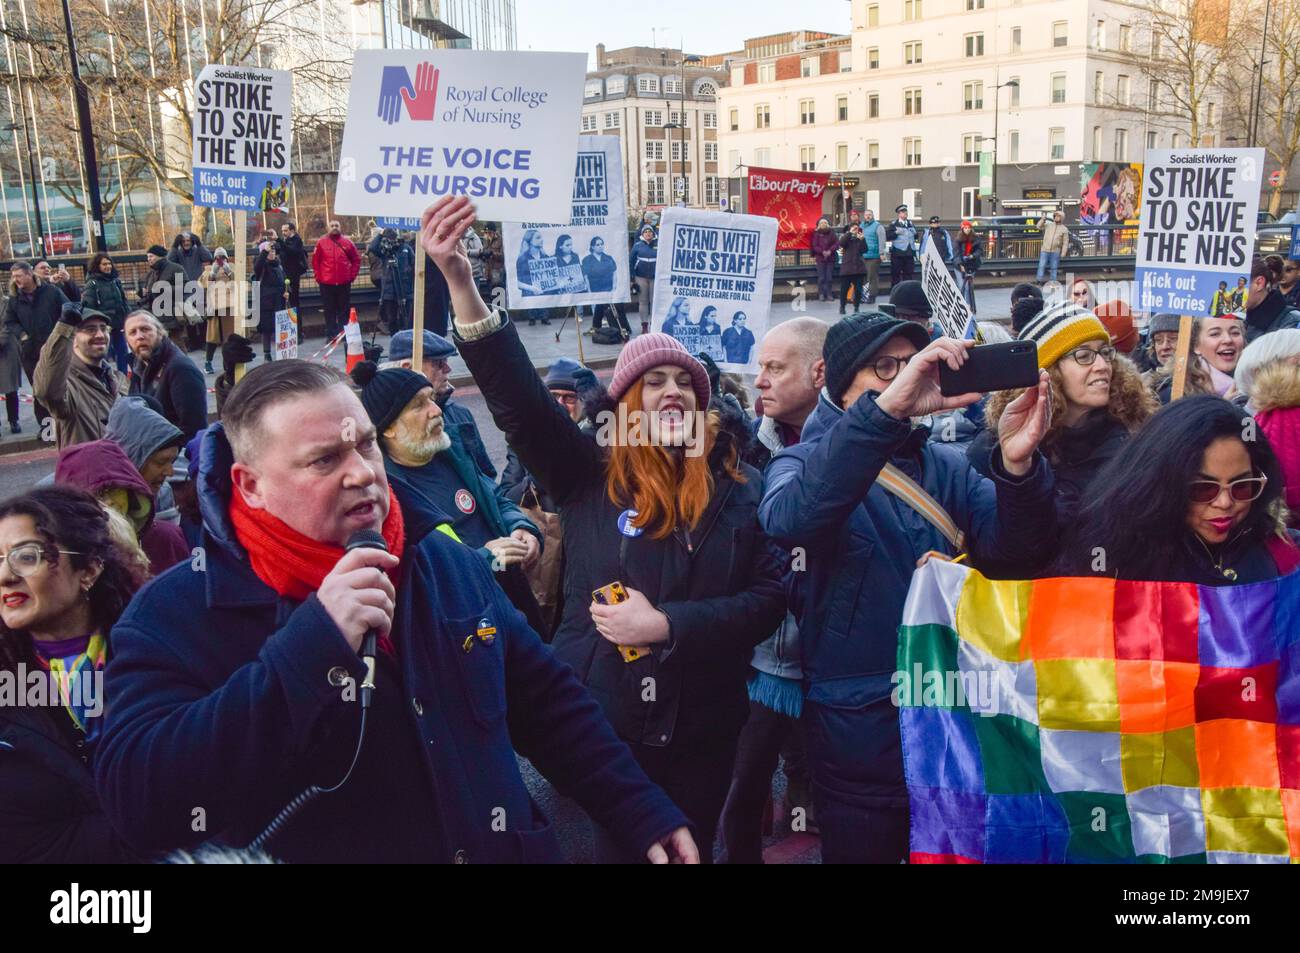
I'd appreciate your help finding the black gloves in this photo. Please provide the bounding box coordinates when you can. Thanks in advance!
[59,302,83,326]
[221,334,255,383]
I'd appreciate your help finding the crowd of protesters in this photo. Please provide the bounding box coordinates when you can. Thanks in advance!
[1,190,1299,866]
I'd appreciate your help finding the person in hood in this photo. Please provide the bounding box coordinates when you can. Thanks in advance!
[0,486,143,862]
[32,304,126,450]
[104,394,186,525]
[54,439,188,576]
[759,312,1055,863]
[94,358,695,863]
[1245,255,1300,342]
[1233,329,1300,525]
[124,311,208,440]
[810,218,839,302]
[1057,395,1300,583]
[167,232,213,352]
[80,253,131,373]
[424,195,786,863]
[719,317,828,863]
[349,360,547,636]
[970,302,1155,531]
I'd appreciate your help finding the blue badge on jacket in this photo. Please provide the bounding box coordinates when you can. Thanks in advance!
[617,509,643,538]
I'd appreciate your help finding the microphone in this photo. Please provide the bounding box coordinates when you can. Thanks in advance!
[345,529,388,710]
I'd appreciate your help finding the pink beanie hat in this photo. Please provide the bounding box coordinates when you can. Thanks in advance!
[607,332,711,409]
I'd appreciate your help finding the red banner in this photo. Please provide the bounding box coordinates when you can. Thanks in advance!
[746,167,830,250]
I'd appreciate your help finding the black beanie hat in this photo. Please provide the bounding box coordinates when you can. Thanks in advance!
[823,313,931,405]
[1010,282,1043,308]
[1011,295,1046,335]
[147,244,167,257]
[350,360,429,436]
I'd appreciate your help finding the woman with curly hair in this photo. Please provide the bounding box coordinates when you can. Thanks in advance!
[969,301,1156,528]
[0,486,144,862]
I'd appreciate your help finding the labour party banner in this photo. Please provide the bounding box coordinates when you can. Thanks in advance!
[504,136,629,308]
[920,238,976,340]
[746,167,829,251]
[1136,148,1265,316]
[651,208,777,373]
[192,65,293,212]
[335,49,586,224]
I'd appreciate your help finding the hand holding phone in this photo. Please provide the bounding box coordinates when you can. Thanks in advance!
[938,340,1040,397]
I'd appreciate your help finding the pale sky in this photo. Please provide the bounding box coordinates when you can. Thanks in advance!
[515,0,854,64]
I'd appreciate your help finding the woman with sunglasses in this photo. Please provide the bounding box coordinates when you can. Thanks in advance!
[1058,395,1299,583]
[969,302,1155,528]
[0,486,143,862]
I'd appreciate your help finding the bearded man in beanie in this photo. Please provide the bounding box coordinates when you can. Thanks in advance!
[96,358,696,863]
[349,360,548,636]
[759,314,1057,863]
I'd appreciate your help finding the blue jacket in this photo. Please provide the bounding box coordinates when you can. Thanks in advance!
[441,396,497,479]
[94,423,687,862]
[919,227,956,264]
[630,239,657,279]
[759,391,1056,705]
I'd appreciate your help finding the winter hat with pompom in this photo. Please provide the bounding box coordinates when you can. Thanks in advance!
[349,360,429,435]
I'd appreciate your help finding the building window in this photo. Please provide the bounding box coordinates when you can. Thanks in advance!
[703,141,718,162]
[1051,73,1066,104]
[754,147,771,166]
[638,76,659,93]
[729,108,739,132]
[1114,128,1128,161]
[904,88,922,116]
[799,145,817,171]
[800,98,816,124]
[1053,21,1067,47]
[671,140,689,163]
[664,77,682,95]
[801,57,820,78]
[585,114,600,131]
[962,187,980,218]
[837,143,849,169]
[647,176,665,205]
[696,81,716,98]
[644,109,663,127]
[963,133,980,164]
[904,137,922,166]
[967,0,984,8]
[1009,79,1020,107]
[868,141,880,168]
[645,140,664,161]
[1008,129,1020,162]
[837,95,849,121]
[1094,19,1106,50]
[1092,125,1102,159]
[963,81,984,110]
[839,51,852,72]
[1172,132,1182,149]
[704,176,720,205]
[755,104,770,128]
[606,75,625,95]
[1011,27,1021,53]
[868,47,879,69]
[965,33,984,57]
[1146,131,1157,150]
[1204,101,1217,126]
[868,93,879,118]
[905,41,922,65]
[703,111,717,129]
[758,62,776,83]
[1049,127,1065,160]
[605,112,620,129]
[1094,70,1104,103]
[1117,74,1131,106]
[731,66,745,86]
[1147,82,1158,111]
[668,111,685,125]
[584,79,603,99]
[904,0,921,21]
[1119,24,1132,52]
[868,3,879,27]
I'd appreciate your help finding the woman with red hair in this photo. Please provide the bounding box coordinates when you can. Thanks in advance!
[421,196,785,864]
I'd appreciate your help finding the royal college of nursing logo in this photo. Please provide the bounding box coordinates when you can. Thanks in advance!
[377,62,440,125]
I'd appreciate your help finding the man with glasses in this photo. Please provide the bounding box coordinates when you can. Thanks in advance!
[310,220,361,339]
[759,312,1056,863]
[500,357,595,513]
[32,303,125,449]
[1280,258,1300,309]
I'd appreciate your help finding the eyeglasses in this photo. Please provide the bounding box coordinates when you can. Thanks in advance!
[866,354,912,381]
[1188,475,1267,504]
[0,543,82,578]
[1066,344,1116,366]
[1071,288,1091,298]
[553,392,579,406]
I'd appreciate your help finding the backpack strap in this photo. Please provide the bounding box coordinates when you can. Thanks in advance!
[877,462,966,554]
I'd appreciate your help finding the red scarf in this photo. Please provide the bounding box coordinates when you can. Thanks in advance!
[230,487,405,652]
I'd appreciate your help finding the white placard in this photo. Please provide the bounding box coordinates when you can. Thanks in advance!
[920,238,976,339]
[191,65,293,212]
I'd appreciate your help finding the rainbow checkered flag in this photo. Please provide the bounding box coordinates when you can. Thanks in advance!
[897,559,1300,863]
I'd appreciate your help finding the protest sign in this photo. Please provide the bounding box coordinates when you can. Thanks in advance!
[651,208,777,373]
[504,136,629,309]
[1136,148,1265,316]
[335,50,586,224]
[191,65,292,212]
[920,238,976,339]
[746,167,829,250]
[274,308,298,360]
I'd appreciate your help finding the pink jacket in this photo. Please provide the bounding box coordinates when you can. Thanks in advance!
[1252,360,1300,523]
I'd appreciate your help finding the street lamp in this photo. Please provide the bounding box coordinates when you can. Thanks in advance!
[990,79,1019,214]
[666,52,702,206]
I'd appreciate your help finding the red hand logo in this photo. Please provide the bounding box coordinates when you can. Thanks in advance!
[401,62,439,121]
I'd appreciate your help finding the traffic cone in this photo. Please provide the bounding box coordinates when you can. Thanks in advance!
[344,308,364,373]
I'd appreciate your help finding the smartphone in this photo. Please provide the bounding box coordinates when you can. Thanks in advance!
[591,582,650,663]
[939,340,1039,397]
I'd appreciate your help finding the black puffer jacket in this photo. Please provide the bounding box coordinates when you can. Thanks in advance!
[457,315,785,750]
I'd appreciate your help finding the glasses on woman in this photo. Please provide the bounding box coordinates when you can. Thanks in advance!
[1187,475,1268,504]
[867,354,912,381]
[1066,344,1116,366]
[1,543,82,578]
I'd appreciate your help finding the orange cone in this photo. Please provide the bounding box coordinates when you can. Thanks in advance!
[344,308,364,373]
